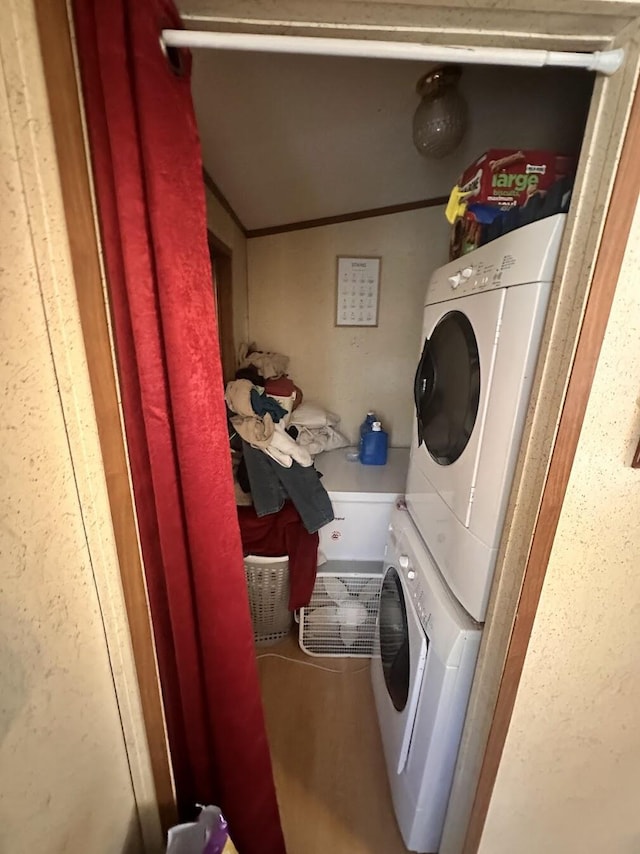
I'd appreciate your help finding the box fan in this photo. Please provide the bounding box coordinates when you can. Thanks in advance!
[299,563,383,657]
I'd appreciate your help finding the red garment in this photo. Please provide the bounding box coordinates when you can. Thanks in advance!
[265,376,304,409]
[265,377,295,396]
[72,2,284,851]
[237,504,319,610]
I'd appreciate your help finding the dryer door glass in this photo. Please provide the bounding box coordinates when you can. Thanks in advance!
[379,567,410,712]
[414,310,480,465]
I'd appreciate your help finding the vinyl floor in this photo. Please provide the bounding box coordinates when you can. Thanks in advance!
[256,633,410,854]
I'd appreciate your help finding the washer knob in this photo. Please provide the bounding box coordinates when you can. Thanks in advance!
[407,570,416,581]
[461,266,474,279]
[398,554,410,569]
[448,273,461,289]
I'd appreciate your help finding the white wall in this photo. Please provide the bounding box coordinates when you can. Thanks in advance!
[247,207,450,446]
[0,5,161,852]
[205,188,249,350]
[478,198,640,854]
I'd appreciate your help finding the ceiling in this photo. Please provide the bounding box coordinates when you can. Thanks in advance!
[189,50,593,231]
[179,0,640,52]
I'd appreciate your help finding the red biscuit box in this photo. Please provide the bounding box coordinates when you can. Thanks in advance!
[458,149,574,209]
[449,149,576,259]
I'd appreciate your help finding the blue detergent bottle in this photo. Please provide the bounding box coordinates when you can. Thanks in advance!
[360,421,388,466]
[358,411,376,459]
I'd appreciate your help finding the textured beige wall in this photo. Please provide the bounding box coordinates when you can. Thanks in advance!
[247,208,450,445]
[0,4,161,852]
[205,188,249,351]
[478,199,640,854]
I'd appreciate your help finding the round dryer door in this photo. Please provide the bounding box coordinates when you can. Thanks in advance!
[378,567,410,712]
[414,310,481,465]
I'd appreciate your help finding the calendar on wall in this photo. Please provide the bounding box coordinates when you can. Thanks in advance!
[335,256,381,327]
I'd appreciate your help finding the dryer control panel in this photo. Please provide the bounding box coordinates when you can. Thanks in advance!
[426,214,566,305]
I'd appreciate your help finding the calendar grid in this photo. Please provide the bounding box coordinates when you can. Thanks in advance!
[335,256,381,327]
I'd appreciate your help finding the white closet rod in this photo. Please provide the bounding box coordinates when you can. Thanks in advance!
[161,30,624,76]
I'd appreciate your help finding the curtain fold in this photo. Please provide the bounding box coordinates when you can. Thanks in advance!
[71,2,286,851]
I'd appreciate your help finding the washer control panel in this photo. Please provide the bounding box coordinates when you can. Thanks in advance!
[398,551,432,635]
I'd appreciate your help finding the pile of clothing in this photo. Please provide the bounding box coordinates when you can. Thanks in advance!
[228,345,347,609]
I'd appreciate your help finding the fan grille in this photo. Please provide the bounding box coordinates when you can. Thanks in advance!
[299,571,383,657]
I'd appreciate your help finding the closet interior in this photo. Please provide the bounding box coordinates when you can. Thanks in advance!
[189,45,594,854]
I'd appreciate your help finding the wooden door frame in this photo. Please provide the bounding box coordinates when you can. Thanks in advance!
[33,0,640,849]
[207,230,236,383]
[33,0,176,832]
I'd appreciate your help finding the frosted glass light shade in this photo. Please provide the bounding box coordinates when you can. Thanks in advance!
[413,65,468,159]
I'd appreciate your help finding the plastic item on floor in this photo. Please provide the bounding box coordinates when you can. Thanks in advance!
[360,422,388,466]
[166,805,238,854]
[299,561,383,657]
[244,554,293,645]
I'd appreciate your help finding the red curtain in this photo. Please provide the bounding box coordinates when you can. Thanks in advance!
[72,2,285,851]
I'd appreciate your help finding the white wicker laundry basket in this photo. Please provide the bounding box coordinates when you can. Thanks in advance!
[244,554,293,645]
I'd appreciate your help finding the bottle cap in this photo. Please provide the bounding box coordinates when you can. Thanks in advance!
[372,421,382,431]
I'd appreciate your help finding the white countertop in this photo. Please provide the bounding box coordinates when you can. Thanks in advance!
[315,447,409,500]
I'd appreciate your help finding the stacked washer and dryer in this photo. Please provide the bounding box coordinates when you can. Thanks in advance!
[371,214,568,852]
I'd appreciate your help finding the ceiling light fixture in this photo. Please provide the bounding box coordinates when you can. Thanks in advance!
[412,65,468,160]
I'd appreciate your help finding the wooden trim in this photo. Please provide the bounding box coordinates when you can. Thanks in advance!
[463,76,640,854]
[246,195,449,238]
[34,0,176,832]
[202,167,248,235]
[207,231,236,382]
[207,228,232,257]
[202,162,448,240]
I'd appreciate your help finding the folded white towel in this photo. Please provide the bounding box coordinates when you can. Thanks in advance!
[295,424,349,456]
[290,401,339,429]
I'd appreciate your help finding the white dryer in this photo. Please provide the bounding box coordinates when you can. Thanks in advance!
[371,507,480,853]
[407,214,566,621]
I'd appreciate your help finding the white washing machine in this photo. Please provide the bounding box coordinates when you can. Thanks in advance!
[406,214,566,621]
[371,506,480,853]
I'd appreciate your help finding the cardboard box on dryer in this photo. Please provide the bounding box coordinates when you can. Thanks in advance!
[450,149,576,259]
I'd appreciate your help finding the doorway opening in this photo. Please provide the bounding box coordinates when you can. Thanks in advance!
[207,230,235,383]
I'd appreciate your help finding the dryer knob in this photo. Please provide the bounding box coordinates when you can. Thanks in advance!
[461,266,474,279]
[398,554,410,570]
[448,273,462,289]
[407,570,416,581]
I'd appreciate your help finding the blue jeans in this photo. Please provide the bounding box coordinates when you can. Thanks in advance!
[242,441,334,534]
